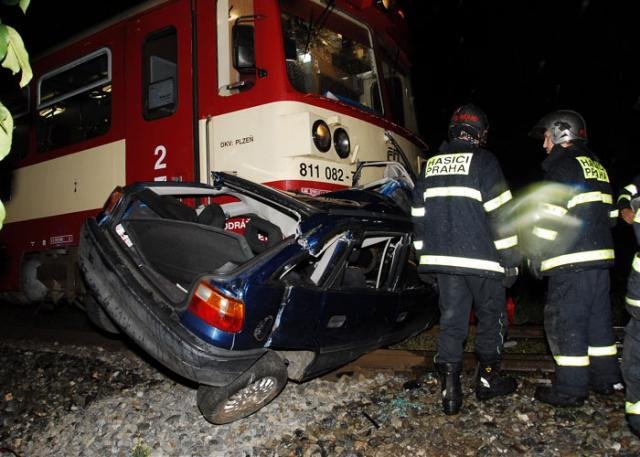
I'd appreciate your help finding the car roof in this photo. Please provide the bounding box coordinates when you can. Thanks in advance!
[124,172,409,222]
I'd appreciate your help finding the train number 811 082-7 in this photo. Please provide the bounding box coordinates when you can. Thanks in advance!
[299,162,347,183]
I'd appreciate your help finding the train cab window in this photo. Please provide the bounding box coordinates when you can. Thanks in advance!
[143,28,178,120]
[36,48,112,153]
[381,55,418,133]
[279,0,382,114]
[216,0,256,96]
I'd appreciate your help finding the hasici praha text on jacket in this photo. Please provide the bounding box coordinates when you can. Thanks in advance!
[411,139,521,278]
[525,143,616,275]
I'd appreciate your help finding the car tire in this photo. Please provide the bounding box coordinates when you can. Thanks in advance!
[197,351,288,424]
[85,294,120,334]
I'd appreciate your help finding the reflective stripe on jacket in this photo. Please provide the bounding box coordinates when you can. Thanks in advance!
[617,174,640,212]
[411,139,520,278]
[532,144,615,275]
[626,214,640,319]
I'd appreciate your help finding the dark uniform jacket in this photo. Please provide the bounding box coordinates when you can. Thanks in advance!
[626,220,640,320]
[411,139,520,279]
[530,143,616,275]
[617,173,640,212]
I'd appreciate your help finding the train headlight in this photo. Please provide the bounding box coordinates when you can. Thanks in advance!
[333,128,350,158]
[312,120,331,152]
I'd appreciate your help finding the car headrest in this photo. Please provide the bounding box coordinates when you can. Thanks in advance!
[198,203,226,228]
[134,189,197,222]
[244,214,282,254]
[160,195,198,222]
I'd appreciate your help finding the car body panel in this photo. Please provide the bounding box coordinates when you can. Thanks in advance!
[78,170,438,387]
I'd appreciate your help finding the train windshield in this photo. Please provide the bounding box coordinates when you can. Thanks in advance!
[280,0,382,114]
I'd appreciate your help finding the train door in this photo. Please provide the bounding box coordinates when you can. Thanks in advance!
[125,0,196,183]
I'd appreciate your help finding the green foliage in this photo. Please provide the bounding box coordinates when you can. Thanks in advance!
[0,101,12,162]
[0,24,32,87]
[2,0,31,14]
[0,0,31,229]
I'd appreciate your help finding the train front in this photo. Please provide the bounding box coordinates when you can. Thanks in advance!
[200,0,427,196]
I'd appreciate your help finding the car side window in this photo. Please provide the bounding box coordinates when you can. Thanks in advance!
[338,235,404,290]
[280,232,350,286]
[309,234,349,285]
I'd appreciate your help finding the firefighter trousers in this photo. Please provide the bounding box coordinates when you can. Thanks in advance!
[545,269,620,398]
[623,318,640,415]
[436,274,506,364]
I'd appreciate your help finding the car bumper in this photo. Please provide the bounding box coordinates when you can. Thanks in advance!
[78,219,266,386]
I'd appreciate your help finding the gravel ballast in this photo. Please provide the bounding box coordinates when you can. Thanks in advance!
[2,336,640,457]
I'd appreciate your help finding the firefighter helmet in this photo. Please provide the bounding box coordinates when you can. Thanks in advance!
[448,104,489,145]
[530,110,587,144]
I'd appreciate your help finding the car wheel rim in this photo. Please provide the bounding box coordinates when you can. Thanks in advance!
[220,376,279,420]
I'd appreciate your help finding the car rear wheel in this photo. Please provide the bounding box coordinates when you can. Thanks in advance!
[197,351,288,424]
[84,294,120,334]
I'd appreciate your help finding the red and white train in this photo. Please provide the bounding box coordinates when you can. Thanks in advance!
[0,0,427,302]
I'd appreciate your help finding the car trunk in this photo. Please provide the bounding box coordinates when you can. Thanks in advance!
[122,218,255,294]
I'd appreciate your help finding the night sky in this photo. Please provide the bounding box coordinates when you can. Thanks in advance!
[4,0,640,189]
[404,0,640,190]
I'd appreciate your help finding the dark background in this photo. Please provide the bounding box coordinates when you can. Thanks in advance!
[400,0,640,323]
[404,0,640,190]
[3,0,640,321]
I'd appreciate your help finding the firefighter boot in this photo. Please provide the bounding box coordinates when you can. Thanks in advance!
[627,414,640,438]
[534,386,585,407]
[475,360,518,401]
[436,362,462,415]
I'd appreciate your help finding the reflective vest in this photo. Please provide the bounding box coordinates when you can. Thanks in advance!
[531,144,615,275]
[411,140,520,278]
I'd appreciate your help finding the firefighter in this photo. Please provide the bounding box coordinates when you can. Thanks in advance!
[617,174,640,224]
[412,104,520,415]
[528,109,621,406]
[623,208,640,436]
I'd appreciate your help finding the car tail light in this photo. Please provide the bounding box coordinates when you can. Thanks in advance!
[96,187,124,225]
[188,282,244,333]
[102,187,124,216]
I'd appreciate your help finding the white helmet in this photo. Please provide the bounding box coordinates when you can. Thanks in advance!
[530,110,587,144]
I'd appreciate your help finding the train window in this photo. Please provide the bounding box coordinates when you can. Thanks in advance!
[143,27,178,120]
[36,48,112,153]
[381,55,418,133]
[279,0,382,114]
[217,0,256,96]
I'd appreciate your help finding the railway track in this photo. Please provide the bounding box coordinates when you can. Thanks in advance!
[334,325,626,375]
[0,304,626,375]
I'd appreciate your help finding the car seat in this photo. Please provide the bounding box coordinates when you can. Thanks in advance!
[134,189,197,222]
[160,195,198,222]
[198,203,226,228]
[342,266,366,287]
[243,214,282,254]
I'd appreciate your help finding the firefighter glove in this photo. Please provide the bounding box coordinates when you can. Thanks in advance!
[527,258,542,280]
[502,267,519,288]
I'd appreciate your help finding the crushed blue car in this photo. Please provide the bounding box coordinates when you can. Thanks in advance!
[78,166,438,424]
